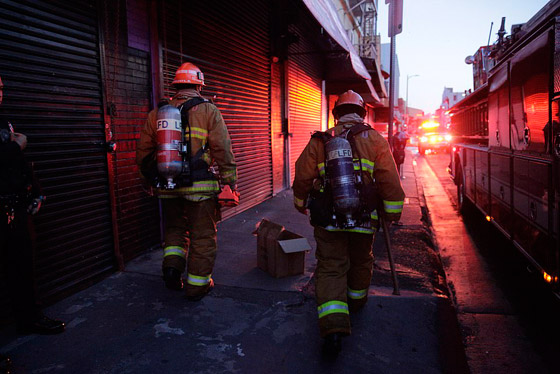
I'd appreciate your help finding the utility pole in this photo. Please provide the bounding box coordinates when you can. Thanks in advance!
[405,74,419,128]
[388,32,396,150]
[386,0,402,150]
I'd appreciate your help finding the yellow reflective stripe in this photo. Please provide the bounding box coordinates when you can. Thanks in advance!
[157,181,219,200]
[172,181,220,193]
[317,162,325,177]
[157,180,219,194]
[186,127,208,141]
[317,300,349,318]
[221,169,236,178]
[187,181,220,192]
[360,159,374,167]
[187,273,212,286]
[360,159,375,173]
[163,246,186,259]
[384,200,404,214]
[353,159,375,173]
[347,287,368,300]
[189,134,207,140]
[370,210,379,220]
[325,226,375,234]
[294,196,305,207]
[182,194,213,202]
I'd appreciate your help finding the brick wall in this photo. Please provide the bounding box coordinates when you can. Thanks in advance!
[103,0,160,263]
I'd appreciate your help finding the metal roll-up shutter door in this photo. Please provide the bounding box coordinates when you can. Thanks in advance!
[0,0,115,307]
[287,14,323,185]
[160,0,272,216]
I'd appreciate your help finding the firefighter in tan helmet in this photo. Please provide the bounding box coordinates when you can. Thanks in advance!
[292,90,404,356]
[136,62,238,301]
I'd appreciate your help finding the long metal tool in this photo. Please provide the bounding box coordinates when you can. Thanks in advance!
[380,215,400,295]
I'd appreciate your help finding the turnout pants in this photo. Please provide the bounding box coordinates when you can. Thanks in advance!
[314,226,374,337]
[161,198,220,297]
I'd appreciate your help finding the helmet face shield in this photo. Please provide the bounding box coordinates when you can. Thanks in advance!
[333,90,366,119]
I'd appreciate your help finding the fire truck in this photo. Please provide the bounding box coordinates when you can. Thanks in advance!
[448,1,560,291]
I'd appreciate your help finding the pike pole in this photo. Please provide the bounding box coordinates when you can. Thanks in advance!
[380,215,400,295]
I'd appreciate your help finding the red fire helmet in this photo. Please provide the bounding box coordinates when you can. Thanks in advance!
[172,62,205,86]
[332,90,366,118]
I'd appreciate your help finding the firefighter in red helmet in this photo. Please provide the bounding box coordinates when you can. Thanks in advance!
[136,62,238,301]
[293,90,404,356]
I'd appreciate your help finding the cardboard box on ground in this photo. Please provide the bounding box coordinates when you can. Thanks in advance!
[255,219,311,278]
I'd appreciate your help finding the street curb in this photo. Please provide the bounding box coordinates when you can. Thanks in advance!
[412,153,470,374]
[411,154,431,228]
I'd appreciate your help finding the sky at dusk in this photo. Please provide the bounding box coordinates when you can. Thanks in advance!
[377,0,550,114]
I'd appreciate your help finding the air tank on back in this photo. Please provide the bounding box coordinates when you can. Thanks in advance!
[325,136,360,226]
[156,105,183,189]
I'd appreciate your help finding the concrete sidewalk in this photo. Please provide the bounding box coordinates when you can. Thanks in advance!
[0,150,465,374]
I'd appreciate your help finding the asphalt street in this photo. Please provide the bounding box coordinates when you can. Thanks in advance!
[0,150,471,374]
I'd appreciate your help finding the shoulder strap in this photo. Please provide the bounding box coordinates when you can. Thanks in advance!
[311,130,333,143]
[157,98,170,108]
[345,123,373,147]
[177,97,211,175]
[179,97,210,130]
[347,123,371,137]
[181,97,209,112]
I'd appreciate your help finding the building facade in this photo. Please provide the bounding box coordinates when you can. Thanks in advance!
[0,0,385,319]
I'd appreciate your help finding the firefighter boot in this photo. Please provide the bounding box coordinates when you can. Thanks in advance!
[17,314,65,335]
[322,332,343,358]
[163,267,184,291]
[186,278,214,302]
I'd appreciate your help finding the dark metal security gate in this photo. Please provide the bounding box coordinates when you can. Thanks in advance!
[0,0,116,310]
[159,0,272,216]
[287,7,324,185]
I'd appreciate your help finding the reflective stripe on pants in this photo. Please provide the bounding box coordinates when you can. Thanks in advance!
[347,287,368,300]
[161,198,220,297]
[317,300,349,318]
[314,226,374,337]
[186,272,212,287]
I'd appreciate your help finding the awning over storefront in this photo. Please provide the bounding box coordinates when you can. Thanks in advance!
[303,0,382,103]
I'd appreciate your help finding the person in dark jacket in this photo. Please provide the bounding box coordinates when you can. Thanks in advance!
[393,127,409,178]
[0,76,65,347]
